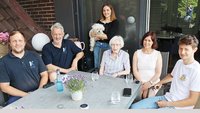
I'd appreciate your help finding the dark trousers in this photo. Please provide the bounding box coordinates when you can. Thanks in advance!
[5,96,21,106]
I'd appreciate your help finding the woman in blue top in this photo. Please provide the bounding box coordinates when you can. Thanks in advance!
[91,3,119,68]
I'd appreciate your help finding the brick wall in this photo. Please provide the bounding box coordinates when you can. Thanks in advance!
[16,0,56,32]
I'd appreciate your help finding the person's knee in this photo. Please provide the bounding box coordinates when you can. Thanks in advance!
[130,100,146,109]
[130,103,138,109]
[130,96,160,109]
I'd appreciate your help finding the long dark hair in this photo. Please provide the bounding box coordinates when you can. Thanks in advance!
[100,3,117,21]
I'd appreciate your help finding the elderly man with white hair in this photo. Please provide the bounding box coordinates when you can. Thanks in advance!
[99,35,130,78]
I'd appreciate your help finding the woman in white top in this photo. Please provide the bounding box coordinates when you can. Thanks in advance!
[132,31,162,98]
[99,35,130,78]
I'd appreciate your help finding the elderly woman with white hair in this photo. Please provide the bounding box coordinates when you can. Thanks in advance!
[99,36,130,78]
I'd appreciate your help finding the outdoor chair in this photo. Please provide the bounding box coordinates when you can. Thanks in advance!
[156,51,171,96]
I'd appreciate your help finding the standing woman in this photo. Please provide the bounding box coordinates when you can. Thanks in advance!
[92,3,119,68]
[132,31,162,98]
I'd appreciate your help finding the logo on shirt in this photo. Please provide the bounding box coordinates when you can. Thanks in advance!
[63,47,66,52]
[179,74,186,81]
[29,61,36,68]
[62,47,68,54]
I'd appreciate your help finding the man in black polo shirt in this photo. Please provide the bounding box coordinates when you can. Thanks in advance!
[0,31,48,105]
[42,22,84,81]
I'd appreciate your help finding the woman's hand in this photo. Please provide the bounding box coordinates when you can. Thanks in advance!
[95,35,101,40]
[96,34,107,40]
[112,73,118,78]
[154,82,162,90]
[142,82,151,90]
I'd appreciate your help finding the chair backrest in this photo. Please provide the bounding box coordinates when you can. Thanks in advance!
[98,48,107,68]
[155,52,170,96]
[160,52,169,79]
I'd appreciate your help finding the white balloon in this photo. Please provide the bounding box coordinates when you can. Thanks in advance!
[32,33,50,51]
[127,16,135,24]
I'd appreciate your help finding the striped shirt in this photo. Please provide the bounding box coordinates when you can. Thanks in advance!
[100,49,130,76]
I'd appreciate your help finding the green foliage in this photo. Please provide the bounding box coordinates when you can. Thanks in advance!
[178,0,198,19]
[65,75,85,93]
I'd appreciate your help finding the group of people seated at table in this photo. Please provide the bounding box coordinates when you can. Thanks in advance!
[0,3,200,108]
[0,23,84,106]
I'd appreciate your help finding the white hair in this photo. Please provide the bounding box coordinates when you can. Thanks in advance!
[50,22,64,33]
[109,35,124,48]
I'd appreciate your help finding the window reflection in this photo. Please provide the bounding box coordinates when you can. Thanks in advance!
[150,0,199,35]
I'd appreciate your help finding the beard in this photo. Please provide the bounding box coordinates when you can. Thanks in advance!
[12,48,24,54]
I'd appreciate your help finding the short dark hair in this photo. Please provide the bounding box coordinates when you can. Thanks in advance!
[179,35,199,49]
[9,31,26,42]
[140,31,158,49]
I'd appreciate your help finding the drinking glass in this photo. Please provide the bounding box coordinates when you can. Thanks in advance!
[48,70,57,83]
[125,74,133,84]
[110,91,120,104]
[91,72,99,81]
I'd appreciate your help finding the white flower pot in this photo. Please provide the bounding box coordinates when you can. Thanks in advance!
[71,90,83,101]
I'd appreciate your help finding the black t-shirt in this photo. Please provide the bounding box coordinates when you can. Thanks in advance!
[97,19,119,43]
[42,39,82,69]
[0,51,47,92]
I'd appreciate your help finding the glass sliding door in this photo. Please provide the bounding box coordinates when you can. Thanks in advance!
[54,0,149,70]
[78,0,140,57]
[149,0,200,70]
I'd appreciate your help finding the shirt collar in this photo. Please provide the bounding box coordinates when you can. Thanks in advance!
[108,49,122,57]
[8,50,27,59]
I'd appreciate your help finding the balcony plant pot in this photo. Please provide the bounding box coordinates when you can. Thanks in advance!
[71,90,83,101]
[0,44,8,58]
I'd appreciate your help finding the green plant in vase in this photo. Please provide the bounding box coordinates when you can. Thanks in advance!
[64,74,85,101]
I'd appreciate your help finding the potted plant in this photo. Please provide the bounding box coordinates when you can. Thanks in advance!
[0,32,9,58]
[0,32,9,45]
[64,75,85,101]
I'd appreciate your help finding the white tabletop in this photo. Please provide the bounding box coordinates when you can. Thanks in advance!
[4,71,141,109]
